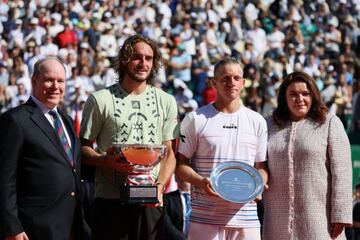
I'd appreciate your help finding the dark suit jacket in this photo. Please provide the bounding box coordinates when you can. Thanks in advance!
[163,190,186,240]
[0,98,82,240]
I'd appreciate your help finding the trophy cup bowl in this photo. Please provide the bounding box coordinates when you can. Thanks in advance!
[113,144,166,204]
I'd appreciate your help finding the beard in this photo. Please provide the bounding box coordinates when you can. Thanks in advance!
[125,66,153,83]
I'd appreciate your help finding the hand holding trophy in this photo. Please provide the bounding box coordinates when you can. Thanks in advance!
[110,144,166,204]
[103,146,133,172]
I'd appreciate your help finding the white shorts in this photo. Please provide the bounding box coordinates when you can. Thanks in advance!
[188,222,261,240]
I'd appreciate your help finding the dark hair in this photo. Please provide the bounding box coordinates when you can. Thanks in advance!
[214,57,242,78]
[113,34,162,84]
[32,57,66,79]
[273,71,328,127]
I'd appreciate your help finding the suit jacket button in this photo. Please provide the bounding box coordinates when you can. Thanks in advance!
[70,192,76,197]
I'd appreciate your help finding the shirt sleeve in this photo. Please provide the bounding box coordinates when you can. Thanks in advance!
[162,94,180,142]
[177,112,198,159]
[255,115,268,162]
[80,94,103,141]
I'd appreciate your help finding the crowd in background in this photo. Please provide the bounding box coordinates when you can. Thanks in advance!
[0,0,359,130]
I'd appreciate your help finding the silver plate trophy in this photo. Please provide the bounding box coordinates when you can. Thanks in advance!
[210,161,264,203]
[113,144,166,204]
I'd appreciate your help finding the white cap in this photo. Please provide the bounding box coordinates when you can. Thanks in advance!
[173,78,188,89]
[58,48,69,59]
[183,99,198,110]
[328,17,339,27]
[15,19,22,25]
[92,12,101,20]
[80,42,89,49]
[104,11,112,18]
[327,65,335,72]
[183,89,194,99]
[190,12,197,18]
[30,17,39,25]
[296,44,304,53]
[159,36,167,44]
[222,22,231,33]
[51,13,61,22]
[122,27,132,35]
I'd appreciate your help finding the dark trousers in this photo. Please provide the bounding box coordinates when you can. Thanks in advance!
[92,198,165,240]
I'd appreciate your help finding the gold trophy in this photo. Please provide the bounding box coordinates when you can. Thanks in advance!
[113,144,166,204]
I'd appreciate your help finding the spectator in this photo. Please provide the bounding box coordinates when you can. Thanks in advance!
[10,81,28,108]
[201,77,217,105]
[0,84,9,113]
[169,44,192,89]
[8,19,24,49]
[303,53,320,78]
[40,34,59,57]
[0,62,9,86]
[24,17,46,46]
[351,81,360,132]
[84,17,100,51]
[98,24,118,60]
[246,20,267,58]
[241,41,261,65]
[55,19,78,49]
[265,20,285,59]
[48,13,64,38]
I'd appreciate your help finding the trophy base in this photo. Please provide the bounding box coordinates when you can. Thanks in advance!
[120,185,158,204]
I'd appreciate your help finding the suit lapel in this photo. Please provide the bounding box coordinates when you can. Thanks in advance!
[26,99,72,166]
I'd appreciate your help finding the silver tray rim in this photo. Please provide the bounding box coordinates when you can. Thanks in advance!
[210,161,264,203]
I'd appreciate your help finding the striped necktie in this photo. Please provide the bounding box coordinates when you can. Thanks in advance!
[49,110,73,166]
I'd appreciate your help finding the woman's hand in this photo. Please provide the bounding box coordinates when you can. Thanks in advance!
[254,184,269,202]
[330,222,350,239]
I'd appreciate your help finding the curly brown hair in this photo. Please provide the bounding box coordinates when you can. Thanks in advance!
[273,71,328,127]
[113,34,162,84]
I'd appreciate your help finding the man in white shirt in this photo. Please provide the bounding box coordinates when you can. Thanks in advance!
[176,58,268,240]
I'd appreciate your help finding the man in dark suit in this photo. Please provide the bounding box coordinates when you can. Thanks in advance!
[163,179,191,240]
[0,58,82,240]
[163,190,186,240]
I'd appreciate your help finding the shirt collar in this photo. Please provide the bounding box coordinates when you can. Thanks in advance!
[31,95,58,114]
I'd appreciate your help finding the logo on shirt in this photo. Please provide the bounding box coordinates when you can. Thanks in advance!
[180,133,186,143]
[222,124,237,129]
[131,100,140,109]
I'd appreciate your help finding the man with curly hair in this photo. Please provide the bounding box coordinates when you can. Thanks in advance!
[80,35,179,240]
